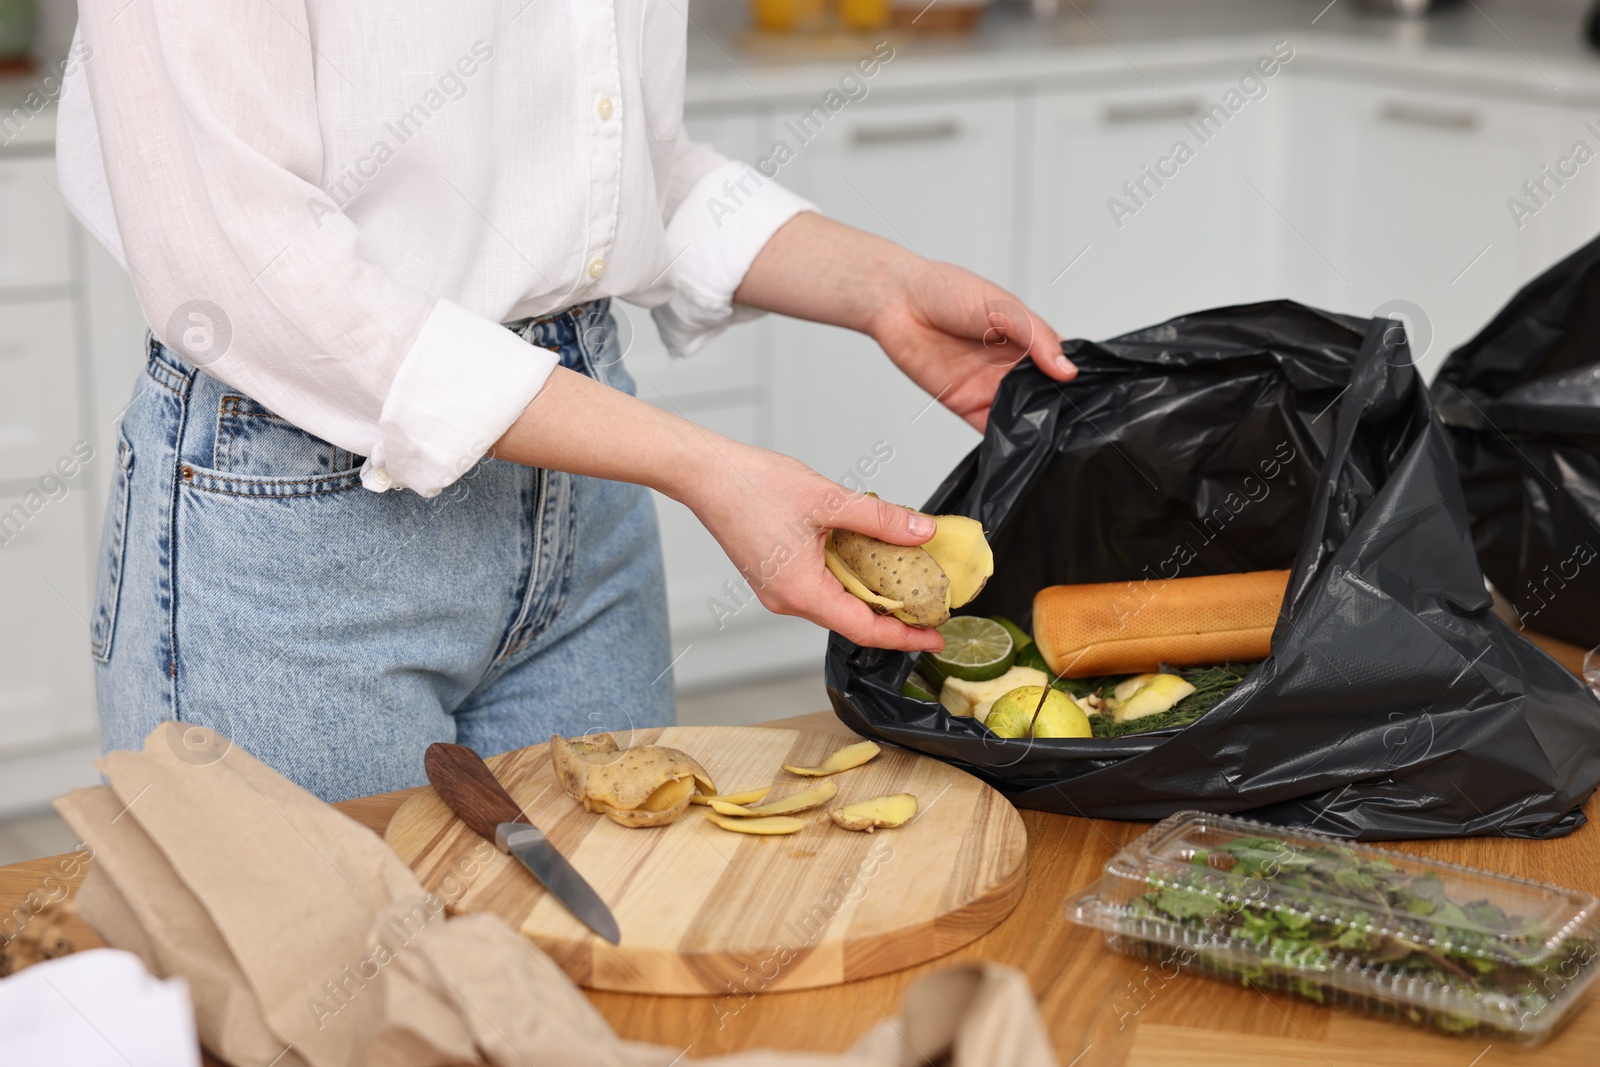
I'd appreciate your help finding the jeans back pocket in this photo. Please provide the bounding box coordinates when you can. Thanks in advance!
[91,430,134,663]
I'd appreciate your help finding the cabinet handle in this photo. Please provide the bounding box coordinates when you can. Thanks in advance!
[1102,98,1203,125]
[1379,101,1479,132]
[850,119,961,146]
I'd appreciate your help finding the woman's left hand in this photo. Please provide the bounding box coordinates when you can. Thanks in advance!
[735,214,1073,434]
[865,259,1073,433]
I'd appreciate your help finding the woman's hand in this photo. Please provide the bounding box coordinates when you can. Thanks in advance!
[674,439,947,653]
[735,213,1073,433]
[493,369,945,652]
[865,259,1072,433]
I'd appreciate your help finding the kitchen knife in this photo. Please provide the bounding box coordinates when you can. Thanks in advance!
[423,742,620,944]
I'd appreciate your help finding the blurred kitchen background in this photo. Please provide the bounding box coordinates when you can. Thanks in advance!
[3,0,1600,862]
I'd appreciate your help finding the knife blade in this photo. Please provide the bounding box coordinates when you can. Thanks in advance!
[423,742,620,944]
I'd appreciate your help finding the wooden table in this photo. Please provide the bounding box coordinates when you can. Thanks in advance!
[5,709,1599,1066]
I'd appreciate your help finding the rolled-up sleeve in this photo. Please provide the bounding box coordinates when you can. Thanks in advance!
[69,0,553,498]
[651,137,816,358]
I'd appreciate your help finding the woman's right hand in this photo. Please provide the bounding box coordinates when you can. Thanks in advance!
[673,438,947,653]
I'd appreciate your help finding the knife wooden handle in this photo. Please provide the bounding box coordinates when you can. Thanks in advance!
[424,742,524,845]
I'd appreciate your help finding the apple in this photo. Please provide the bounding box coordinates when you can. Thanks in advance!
[985,686,1093,740]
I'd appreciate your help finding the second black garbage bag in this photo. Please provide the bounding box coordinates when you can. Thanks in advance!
[826,300,1600,839]
[1435,232,1600,649]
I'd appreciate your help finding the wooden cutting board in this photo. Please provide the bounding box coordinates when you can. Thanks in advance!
[384,725,1027,995]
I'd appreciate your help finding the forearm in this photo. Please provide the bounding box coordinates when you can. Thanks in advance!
[489,367,720,504]
[733,213,923,335]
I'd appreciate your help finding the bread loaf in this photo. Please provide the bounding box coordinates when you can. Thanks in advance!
[1033,570,1290,678]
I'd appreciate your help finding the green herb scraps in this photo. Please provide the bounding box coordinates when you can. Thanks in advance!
[1086,662,1258,738]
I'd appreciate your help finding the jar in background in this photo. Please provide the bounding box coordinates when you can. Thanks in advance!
[0,0,38,68]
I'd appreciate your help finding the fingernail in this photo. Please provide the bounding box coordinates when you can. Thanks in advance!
[908,513,936,538]
[1057,354,1076,374]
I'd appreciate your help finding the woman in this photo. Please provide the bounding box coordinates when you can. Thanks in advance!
[58,2,1073,801]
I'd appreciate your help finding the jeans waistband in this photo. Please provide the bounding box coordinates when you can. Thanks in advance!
[503,299,610,370]
[144,297,613,390]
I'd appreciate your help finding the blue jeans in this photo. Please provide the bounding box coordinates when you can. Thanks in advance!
[92,300,674,801]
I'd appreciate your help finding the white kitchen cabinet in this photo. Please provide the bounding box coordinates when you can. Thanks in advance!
[1024,76,1284,345]
[0,299,84,484]
[0,151,73,290]
[1270,76,1581,378]
[768,92,1018,511]
[0,484,95,756]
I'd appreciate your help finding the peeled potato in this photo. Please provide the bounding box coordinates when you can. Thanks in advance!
[710,780,837,817]
[690,785,771,807]
[830,793,918,832]
[920,514,993,609]
[783,740,881,777]
[705,812,806,835]
[830,530,951,627]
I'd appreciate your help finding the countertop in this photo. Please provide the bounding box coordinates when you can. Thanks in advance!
[684,0,1600,105]
[9,1,1600,150]
[4,699,1600,1066]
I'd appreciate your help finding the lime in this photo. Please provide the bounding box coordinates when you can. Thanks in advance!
[900,671,939,702]
[928,616,1014,682]
[989,615,1034,652]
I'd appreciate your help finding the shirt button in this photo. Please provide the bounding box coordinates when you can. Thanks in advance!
[586,257,607,280]
[596,96,614,121]
[371,467,392,488]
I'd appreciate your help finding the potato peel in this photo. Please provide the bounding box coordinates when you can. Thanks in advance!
[783,740,881,777]
[705,812,806,835]
[825,547,905,614]
[548,733,716,829]
[689,785,771,807]
[830,793,918,832]
[921,514,993,609]
[709,779,837,817]
[830,530,950,627]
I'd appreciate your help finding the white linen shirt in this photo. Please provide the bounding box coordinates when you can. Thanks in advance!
[56,1,813,496]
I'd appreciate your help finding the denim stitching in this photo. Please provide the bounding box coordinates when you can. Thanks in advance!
[183,469,365,499]
[487,469,543,667]
[145,357,187,397]
[166,355,194,697]
[90,430,135,664]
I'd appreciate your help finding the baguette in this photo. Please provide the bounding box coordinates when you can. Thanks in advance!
[1033,570,1289,678]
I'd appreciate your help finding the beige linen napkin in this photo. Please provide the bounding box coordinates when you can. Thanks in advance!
[56,723,1056,1067]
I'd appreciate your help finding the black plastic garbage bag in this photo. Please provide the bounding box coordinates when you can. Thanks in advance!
[1434,234,1600,649]
[826,300,1600,839]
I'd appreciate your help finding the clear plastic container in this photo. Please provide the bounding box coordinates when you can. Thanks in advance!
[1067,811,1600,1043]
